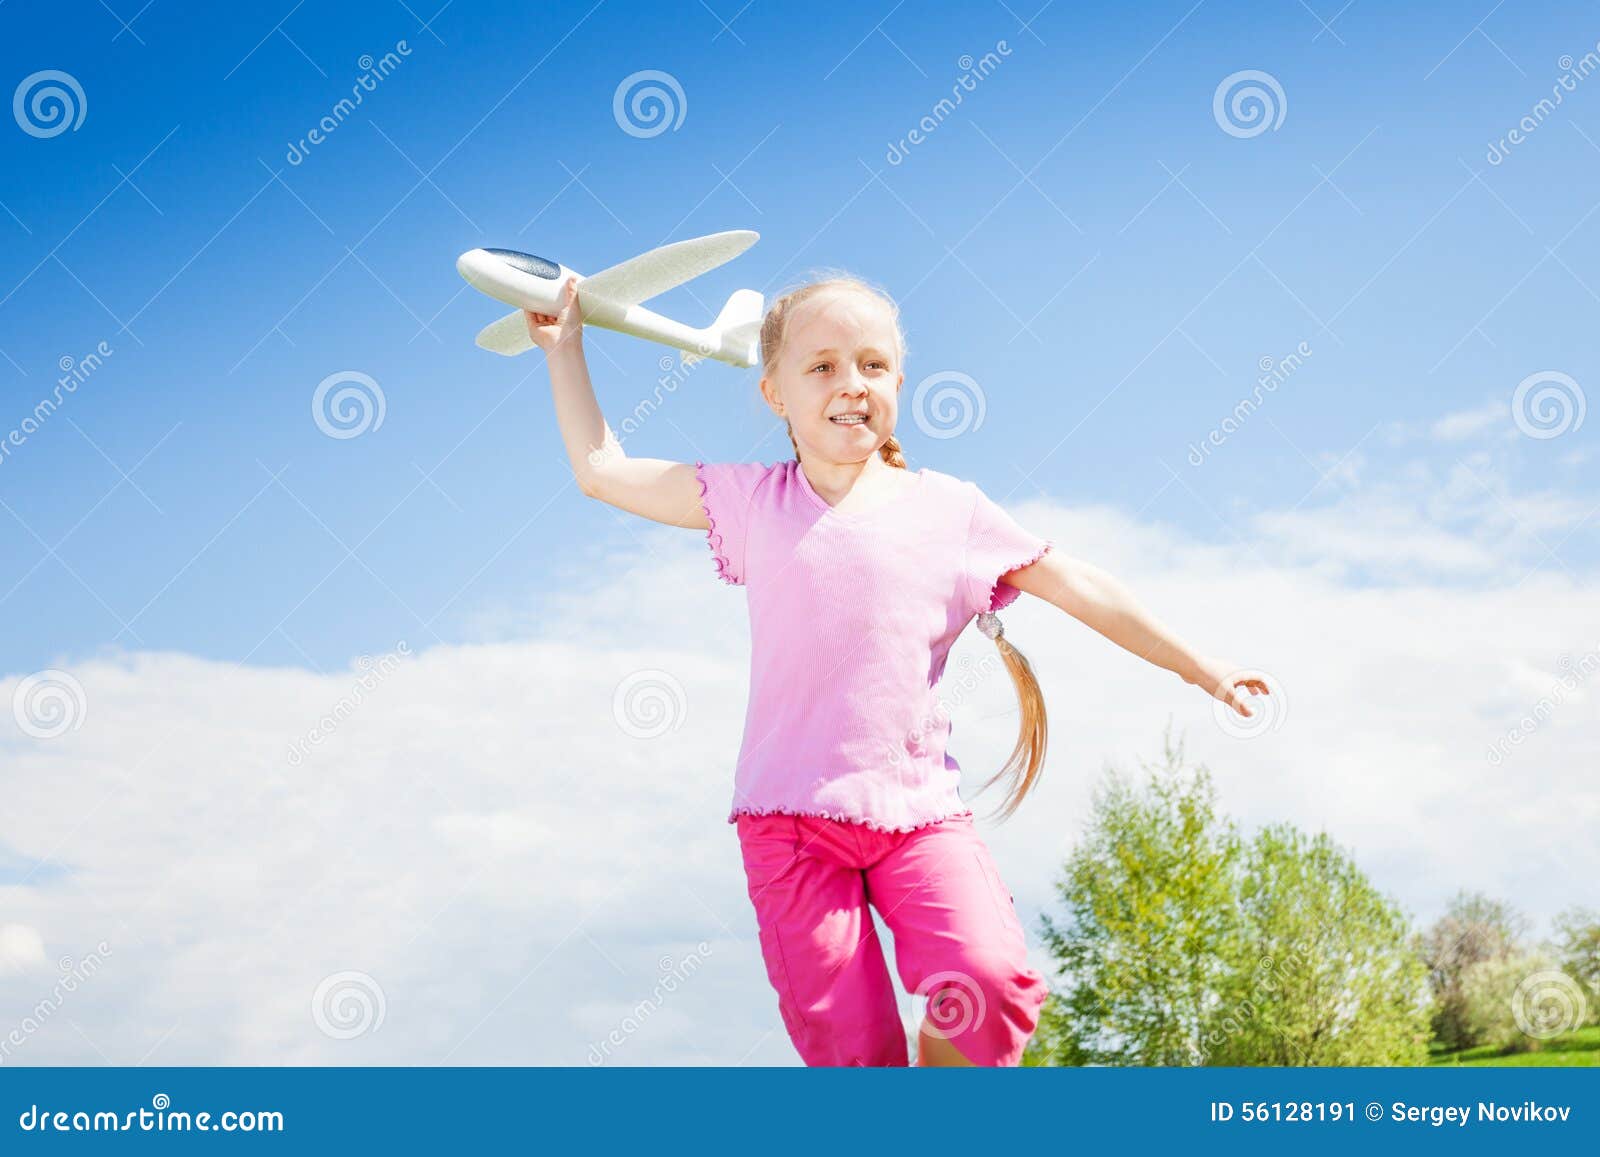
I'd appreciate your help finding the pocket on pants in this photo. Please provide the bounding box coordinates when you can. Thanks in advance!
[739,820,809,1033]
[755,920,808,1033]
[972,847,1016,923]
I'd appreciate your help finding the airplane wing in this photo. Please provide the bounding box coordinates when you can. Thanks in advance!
[475,310,534,356]
[578,230,758,308]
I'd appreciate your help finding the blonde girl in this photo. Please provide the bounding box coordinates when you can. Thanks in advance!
[523,271,1266,1067]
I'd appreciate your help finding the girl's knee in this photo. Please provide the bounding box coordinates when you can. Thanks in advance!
[918,954,1045,1017]
[913,956,1049,1065]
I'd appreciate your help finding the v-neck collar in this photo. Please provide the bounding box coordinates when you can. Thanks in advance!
[794,460,927,521]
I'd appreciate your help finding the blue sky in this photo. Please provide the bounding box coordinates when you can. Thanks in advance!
[1,0,1594,674]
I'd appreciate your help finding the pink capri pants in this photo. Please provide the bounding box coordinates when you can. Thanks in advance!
[735,810,1049,1066]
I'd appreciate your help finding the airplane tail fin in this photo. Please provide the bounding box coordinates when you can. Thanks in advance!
[706,289,764,367]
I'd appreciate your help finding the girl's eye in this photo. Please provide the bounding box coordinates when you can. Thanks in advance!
[809,359,888,372]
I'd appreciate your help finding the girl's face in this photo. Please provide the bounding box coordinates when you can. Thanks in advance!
[764,289,904,464]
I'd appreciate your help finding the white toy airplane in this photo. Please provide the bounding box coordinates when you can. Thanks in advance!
[456,229,763,368]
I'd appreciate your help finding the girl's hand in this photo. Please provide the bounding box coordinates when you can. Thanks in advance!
[1184,655,1270,718]
[523,275,584,353]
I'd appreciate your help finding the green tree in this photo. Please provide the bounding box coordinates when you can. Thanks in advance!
[1551,907,1600,1026]
[1025,729,1429,1066]
[1028,731,1240,1065]
[1460,950,1564,1052]
[1419,892,1528,1049]
[1202,825,1431,1065]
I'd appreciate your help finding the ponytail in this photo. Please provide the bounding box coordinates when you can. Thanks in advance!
[972,612,1049,822]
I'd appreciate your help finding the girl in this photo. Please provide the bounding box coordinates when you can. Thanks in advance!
[523,271,1267,1067]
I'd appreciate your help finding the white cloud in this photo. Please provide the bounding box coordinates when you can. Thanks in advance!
[1,425,1595,1066]
[1235,449,1594,583]
[0,925,46,975]
[1378,399,1519,447]
[1430,400,1506,443]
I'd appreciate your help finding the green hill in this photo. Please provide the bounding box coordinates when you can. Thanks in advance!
[1429,1025,1600,1067]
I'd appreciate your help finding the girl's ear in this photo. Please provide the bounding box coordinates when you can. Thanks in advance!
[758,374,783,415]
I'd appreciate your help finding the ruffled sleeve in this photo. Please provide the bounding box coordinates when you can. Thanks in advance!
[694,461,774,586]
[963,482,1053,616]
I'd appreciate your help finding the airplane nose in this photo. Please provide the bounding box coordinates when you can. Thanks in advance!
[481,248,562,279]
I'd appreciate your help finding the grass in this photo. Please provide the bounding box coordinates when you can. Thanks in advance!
[1428,1024,1600,1067]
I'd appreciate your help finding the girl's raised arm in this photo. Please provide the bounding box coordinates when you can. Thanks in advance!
[528,276,708,531]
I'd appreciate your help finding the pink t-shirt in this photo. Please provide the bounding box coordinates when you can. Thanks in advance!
[694,457,1054,833]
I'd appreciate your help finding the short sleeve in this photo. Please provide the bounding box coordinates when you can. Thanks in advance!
[694,461,774,586]
[963,483,1053,615]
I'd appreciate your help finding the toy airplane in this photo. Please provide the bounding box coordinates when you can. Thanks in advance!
[456,229,763,368]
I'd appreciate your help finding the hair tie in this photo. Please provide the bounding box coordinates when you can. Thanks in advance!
[976,611,1004,640]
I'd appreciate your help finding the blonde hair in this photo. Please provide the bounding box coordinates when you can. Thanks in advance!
[760,271,1049,822]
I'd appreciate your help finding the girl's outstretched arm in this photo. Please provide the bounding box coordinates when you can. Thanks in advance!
[526,275,708,531]
[1002,549,1269,719]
